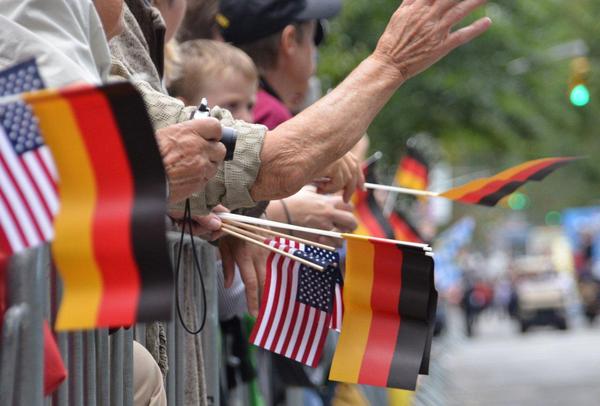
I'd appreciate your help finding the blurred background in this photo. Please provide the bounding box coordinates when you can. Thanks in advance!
[317,1,600,405]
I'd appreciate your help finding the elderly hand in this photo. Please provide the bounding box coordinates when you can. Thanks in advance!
[219,235,268,317]
[267,189,358,248]
[156,118,226,204]
[373,0,491,81]
[314,152,364,203]
[170,205,229,241]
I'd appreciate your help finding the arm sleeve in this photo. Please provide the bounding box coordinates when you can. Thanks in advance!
[169,107,266,215]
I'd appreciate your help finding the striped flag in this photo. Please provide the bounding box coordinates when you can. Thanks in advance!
[24,82,172,330]
[353,160,395,239]
[389,209,424,244]
[440,157,577,206]
[250,239,337,367]
[330,234,436,390]
[394,147,429,191]
[0,59,58,254]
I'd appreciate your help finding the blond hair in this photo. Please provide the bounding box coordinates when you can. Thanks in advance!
[166,40,258,104]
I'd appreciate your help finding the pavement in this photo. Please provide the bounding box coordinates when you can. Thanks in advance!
[417,307,600,406]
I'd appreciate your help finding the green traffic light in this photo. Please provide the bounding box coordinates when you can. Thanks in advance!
[508,192,530,210]
[570,84,590,106]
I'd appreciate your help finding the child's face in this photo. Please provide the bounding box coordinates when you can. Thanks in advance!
[203,74,257,124]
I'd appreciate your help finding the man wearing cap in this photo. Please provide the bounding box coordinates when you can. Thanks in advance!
[219,0,341,128]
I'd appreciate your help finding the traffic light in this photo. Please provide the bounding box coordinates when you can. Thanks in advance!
[568,57,590,107]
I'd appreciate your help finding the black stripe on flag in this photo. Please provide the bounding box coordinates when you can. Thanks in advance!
[387,247,434,390]
[102,83,173,321]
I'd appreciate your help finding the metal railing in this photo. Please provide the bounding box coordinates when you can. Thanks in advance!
[0,232,219,406]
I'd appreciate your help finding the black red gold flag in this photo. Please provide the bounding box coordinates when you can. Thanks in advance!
[330,235,436,390]
[353,161,395,239]
[441,157,577,206]
[394,147,429,190]
[24,82,173,330]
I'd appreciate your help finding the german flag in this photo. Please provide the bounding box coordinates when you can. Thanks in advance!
[329,234,436,390]
[353,161,394,239]
[441,157,577,207]
[394,148,429,190]
[24,83,172,330]
[389,209,424,243]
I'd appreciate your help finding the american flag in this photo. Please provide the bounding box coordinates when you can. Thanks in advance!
[250,238,338,367]
[0,60,58,254]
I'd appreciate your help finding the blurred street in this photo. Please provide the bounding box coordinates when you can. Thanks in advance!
[439,309,600,406]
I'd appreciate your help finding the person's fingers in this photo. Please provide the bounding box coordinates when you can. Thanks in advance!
[237,251,259,318]
[188,117,222,142]
[442,0,487,29]
[191,213,222,232]
[445,17,492,50]
[435,0,461,16]
[331,209,359,233]
[219,239,235,288]
[207,141,227,163]
[252,246,268,297]
[341,159,357,202]
[345,155,361,202]
[332,198,354,212]
[211,204,230,213]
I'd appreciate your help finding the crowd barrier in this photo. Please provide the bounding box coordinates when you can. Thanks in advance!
[0,232,220,406]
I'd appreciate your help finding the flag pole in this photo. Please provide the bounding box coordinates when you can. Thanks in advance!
[220,225,325,271]
[217,213,431,250]
[223,218,337,252]
[364,182,440,198]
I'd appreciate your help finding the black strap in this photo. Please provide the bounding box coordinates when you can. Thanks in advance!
[174,199,207,335]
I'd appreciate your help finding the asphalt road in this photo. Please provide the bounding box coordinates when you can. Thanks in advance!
[437,309,600,406]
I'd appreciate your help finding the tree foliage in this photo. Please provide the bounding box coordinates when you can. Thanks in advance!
[319,0,600,218]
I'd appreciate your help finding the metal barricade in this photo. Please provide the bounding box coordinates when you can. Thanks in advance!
[0,232,220,405]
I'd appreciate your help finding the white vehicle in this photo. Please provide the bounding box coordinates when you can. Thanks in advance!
[512,256,569,332]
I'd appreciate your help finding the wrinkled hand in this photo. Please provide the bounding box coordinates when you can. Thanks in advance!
[268,189,358,247]
[170,205,229,241]
[315,152,363,202]
[373,0,491,81]
[219,235,268,317]
[156,118,226,204]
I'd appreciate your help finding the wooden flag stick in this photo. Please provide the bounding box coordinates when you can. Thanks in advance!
[218,213,431,250]
[220,226,324,272]
[223,218,337,252]
[364,182,440,198]
[222,223,267,242]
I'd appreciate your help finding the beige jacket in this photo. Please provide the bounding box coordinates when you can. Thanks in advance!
[109,5,266,215]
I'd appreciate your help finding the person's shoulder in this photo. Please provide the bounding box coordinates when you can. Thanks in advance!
[253,89,292,130]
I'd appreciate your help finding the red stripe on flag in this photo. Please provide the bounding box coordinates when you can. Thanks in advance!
[66,89,140,326]
[358,240,404,386]
[456,159,563,204]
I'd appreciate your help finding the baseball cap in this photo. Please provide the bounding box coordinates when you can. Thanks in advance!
[218,0,342,46]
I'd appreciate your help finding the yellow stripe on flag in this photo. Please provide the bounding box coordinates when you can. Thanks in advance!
[25,90,103,330]
[329,234,374,383]
[440,159,547,200]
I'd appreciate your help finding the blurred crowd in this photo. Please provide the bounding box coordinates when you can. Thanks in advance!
[0,0,491,404]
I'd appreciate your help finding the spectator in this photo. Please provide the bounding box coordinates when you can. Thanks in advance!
[168,39,258,123]
[219,0,341,126]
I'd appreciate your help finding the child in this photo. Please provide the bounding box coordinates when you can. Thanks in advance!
[167,39,258,124]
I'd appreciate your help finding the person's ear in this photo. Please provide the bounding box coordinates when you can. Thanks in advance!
[279,24,299,58]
